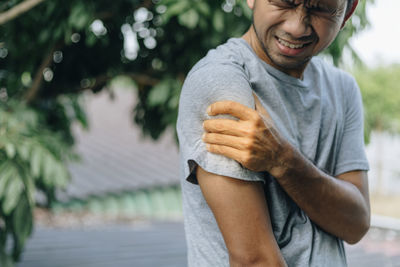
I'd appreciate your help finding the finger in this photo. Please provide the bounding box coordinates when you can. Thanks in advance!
[203,119,245,137]
[203,133,248,150]
[206,144,244,164]
[207,101,256,121]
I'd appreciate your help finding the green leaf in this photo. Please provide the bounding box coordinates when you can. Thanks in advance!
[72,97,88,129]
[178,9,199,29]
[42,154,55,185]
[0,252,14,267]
[195,2,211,16]
[16,142,30,162]
[68,3,90,30]
[30,147,42,178]
[213,10,224,32]
[168,94,179,109]
[0,162,13,198]
[2,175,24,215]
[12,195,33,252]
[19,165,36,206]
[85,33,98,47]
[5,143,16,158]
[148,80,171,107]
[53,164,69,188]
[162,1,190,23]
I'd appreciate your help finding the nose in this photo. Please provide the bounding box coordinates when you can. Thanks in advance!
[280,7,313,40]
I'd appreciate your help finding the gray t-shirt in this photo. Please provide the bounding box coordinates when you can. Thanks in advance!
[176,38,369,267]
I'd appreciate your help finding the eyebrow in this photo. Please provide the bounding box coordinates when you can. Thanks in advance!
[306,0,340,12]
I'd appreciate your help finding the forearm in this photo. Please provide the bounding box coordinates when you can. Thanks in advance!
[230,252,287,267]
[272,147,370,244]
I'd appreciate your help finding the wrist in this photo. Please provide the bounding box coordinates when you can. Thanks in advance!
[268,141,297,179]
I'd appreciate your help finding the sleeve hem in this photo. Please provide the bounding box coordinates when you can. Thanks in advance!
[334,161,370,177]
[184,151,266,185]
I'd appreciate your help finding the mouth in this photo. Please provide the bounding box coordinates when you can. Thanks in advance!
[275,36,313,56]
[277,37,312,49]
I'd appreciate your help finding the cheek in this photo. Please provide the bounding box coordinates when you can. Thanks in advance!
[313,22,341,48]
[253,7,286,30]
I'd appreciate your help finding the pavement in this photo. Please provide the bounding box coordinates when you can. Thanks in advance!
[18,221,400,267]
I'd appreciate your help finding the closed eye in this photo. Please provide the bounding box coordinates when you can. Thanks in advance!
[268,0,298,9]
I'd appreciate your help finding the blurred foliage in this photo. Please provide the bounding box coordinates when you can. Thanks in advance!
[0,101,76,265]
[325,0,374,66]
[354,64,400,144]
[0,0,373,265]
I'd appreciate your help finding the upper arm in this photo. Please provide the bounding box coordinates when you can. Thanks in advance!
[177,62,265,184]
[196,166,286,266]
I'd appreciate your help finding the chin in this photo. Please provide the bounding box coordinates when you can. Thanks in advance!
[270,54,311,71]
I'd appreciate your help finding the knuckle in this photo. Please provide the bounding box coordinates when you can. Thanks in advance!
[242,152,253,165]
[226,102,234,111]
[254,115,263,125]
[207,144,215,152]
[208,133,217,143]
[204,133,211,142]
[246,125,257,138]
[243,139,253,150]
[203,120,210,130]
[215,122,224,132]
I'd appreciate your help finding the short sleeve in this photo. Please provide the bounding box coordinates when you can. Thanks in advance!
[334,77,370,176]
[177,61,265,184]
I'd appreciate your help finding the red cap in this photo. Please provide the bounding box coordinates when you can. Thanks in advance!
[343,0,359,24]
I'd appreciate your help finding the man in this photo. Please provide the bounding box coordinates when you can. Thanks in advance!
[176,0,370,266]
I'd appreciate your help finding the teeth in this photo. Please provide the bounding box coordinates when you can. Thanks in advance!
[278,38,305,49]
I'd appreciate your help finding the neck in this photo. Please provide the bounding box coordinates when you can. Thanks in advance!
[242,26,306,79]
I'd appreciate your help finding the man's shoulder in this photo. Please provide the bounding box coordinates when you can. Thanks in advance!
[178,39,255,120]
[187,38,249,79]
[310,57,356,84]
[309,57,360,110]
[180,38,254,103]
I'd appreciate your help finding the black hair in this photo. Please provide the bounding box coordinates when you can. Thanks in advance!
[346,0,355,16]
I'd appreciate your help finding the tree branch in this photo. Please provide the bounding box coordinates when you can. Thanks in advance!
[125,73,159,87]
[0,0,46,25]
[24,44,59,103]
[141,0,153,9]
[77,73,160,93]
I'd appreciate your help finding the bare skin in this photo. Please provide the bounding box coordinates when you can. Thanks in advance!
[197,166,287,266]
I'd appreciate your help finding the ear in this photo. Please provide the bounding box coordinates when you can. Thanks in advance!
[341,0,358,29]
[247,0,255,10]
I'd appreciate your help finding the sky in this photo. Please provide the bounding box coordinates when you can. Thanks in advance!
[351,0,400,67]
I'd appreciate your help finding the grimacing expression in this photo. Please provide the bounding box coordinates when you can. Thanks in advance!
[248,0,348,74]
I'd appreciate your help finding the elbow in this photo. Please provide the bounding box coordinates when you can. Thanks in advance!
[229,249,286,267]
[230,253,265,267]
[344,213,371,245]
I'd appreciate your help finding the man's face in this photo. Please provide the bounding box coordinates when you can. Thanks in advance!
[248,0,347,74]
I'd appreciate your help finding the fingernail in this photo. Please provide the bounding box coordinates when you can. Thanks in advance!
[206,106,211,115]
[202,133,206,140]
[206,144,210,150]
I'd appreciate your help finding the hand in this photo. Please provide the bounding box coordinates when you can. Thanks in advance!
[202,99,291,175]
